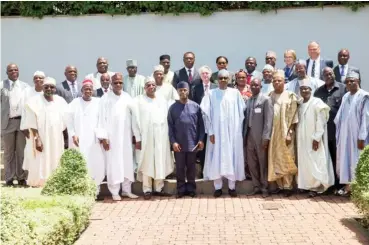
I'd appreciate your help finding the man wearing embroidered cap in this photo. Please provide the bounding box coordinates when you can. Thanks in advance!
[334,71,369,196]
[123,59,145,98]
[153,64,179,105]
[22,77,68,187]
[66,79,105,200]
[151,55,174,84]
[265,51,277,70]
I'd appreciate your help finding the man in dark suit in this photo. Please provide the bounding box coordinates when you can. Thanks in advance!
[333,49,361,83]
[96,73,111,97]
[172,52,202,98]
[306,41,334,80]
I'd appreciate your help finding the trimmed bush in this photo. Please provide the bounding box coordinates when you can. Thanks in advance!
[41,149,96,198]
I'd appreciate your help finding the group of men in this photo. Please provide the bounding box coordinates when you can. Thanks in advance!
[1,41,368,200]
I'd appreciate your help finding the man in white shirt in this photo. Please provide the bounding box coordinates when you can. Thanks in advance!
[1,63,29,186]
[306,41,334,80]
[85,57,115,90]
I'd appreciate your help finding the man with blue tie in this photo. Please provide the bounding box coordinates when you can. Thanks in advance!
[333,49,361,83]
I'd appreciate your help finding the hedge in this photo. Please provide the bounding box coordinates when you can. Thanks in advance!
[1,1,368,18]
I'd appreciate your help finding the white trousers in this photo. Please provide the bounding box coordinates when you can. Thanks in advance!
[214,178,236,190]
[142,174,164,193]
[108,178,132,196]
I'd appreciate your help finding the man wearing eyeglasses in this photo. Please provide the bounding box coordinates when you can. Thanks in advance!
[265,51,277,70]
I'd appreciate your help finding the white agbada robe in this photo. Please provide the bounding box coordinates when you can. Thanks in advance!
[200,88,246,183]
[123,74,146,98]
[286,77,324,97]
[261,81,274,95]
[151,70,174,84]
[155,82,179,106]
[85,71,115,90]
[334,89,369,184]
[66,97,105,188]
[96,91,140,195]
[20,87,43,172]
[22,94,68,186]
[134,94,174,183]
[297,97,334,192]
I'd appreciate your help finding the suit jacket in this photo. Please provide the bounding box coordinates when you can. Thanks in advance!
[96,88,104,98]
[191,82,217,105]
[1,79,30,132]
[172,67,202,91]
[333,65,361,83]
[243,93,273,144]
[56,80,82,103]
[283,64,298,82]
[306,58,334,80]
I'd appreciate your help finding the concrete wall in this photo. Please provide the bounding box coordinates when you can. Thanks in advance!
[1,6,369,90]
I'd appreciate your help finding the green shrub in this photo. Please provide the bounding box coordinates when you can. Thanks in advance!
[41,149,96,198]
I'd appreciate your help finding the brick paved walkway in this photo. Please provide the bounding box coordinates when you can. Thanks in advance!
[75,195,369,245]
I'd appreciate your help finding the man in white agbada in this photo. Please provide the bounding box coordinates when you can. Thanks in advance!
[22,77,68,187]
[134,77,174,200]
[296,79,334,197]
[85,57,115,90]
[96,73,140,201]
[334,71,369,196]
[67,79,105,201]
[123,59,146,98]
[20,71,45,182]
[200,69,246,197]
[153,65,179,105]
[286,60,324,97]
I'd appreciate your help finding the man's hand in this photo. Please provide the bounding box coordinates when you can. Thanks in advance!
[135,141,142,150]
[102,139,110,151]
[35,138,43,152]
[72,136,79,147]
[312,140,319,151]
[197,141,204,151]
[22,130,30,139]
[209,135,215,144]
[172,143,181,152]
[358,140,365,150]
[286,134,292,146]
[262,139,269,150]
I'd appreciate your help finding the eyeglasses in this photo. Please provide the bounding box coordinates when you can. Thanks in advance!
[217,62,226,65]
[265,57,274,60]
[113,82,123,85]
[218,77,229,80]
[43,85,55,89]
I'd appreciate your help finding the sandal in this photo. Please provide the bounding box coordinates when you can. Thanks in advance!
[337,188,351,197]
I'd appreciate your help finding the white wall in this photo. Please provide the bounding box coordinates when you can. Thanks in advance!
[1,6,369,90]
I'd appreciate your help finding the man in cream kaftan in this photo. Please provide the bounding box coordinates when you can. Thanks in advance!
[85,57,115,90]
[123,59,146,98]
[22,77,68,187]
[67,79,105,199]
[20,71,44,180]
[334,71,369,195]
[135,77,174,199]
[200,69,246,197]
[96,73,140,201]
[296,80,334,196]
[153,64,179,106]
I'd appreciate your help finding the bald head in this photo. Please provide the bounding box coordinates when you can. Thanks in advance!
[112,72,123,81]
[96,57,108,73]
[250,78,262,96]
[245,57,257,73]
[338,49,350,65]
[308,41,321,60]
[64,65,78,82]
[323,67,335,85]
[6,63,19,81]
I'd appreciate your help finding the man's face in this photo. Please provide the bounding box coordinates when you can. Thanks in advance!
[97,58,108,73]
[300,86,312,100]
[245,58,257,73]
[154,71,164,83]
[100,74,110,89]
[338,50,350,66]
[65,66,77,82]
[82,84,93,99]
[33,75,44,90]
[177,88,189,100]
[112,77,123,92]
[295,64,307,79]
[345,78,359,92]
[308,43,320,59]
[183,53,195,69]
[250,79,261,95]
[7,64,19,81]
[262,69,273,82]
[200,70,211,83]
[218,75,229,89]
[272,77,285,92]
[127,66,137,77]
[144,82,156,96]
[323,69,335,86]
[160,59,170,71]
[43,84,56,97]
[265,56,276,67]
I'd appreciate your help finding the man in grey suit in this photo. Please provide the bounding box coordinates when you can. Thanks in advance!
[172,52,201,99]
[306,41,334,80]
[1,63,29,186]
[245,57,263,84]
[244,78,273,198]
[333,49,361,83]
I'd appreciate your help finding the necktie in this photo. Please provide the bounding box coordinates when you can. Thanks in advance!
[285,67,291,78]
[104,89,108,93]
[246,74,252,85]
[204,84,209,94]
[188,69,193,84]
[340,65,345,76]
[311,60,316,77]
[71,82,77,98]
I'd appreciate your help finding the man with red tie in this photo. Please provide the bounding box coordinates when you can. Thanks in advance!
[245,57,263,85]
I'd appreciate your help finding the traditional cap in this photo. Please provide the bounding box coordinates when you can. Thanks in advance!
[263,64,274,71]
[273,69,285,79]
[300,78,312,89]
[160,54,171,61]
[43,77,56,86]
[33,71,45,77]
[266,51,277,58]
[126,59,137,67]
[218,69,229,78]
[177,81,189,89]
[346,70,360,80]
[82,79,93,87]
[145,76,155,85]
[153,65,165,73]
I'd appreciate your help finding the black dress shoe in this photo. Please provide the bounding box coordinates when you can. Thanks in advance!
[283,189,293,197]
[5,180,14,186]
[246,188,261,196]
[144,192,152,200]
[271,188,282,194]
[95,195,105,201]
[214,189,222,198]
[228,189,237,197]
[18,179,28,187]
[154,190,172,197]
[188,191,197,198]
[262,190,270,198]
[176,192,185,198]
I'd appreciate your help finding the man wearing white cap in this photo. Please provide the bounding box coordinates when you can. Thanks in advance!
[123,59,145,98]
[85,57,115,90]
[265,51,277,70]
[153,64,179,105]
[296,78,334,197]
[334,71,369,196]
[20,71,45,183]
[22,77,68,187]
[134,77,174,200]
[261,64,274,95]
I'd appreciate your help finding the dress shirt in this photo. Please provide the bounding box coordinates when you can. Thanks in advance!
[339,64,349,82]
[67,80,78,98]
[203,82,210,95]
[8,80,23,118]
[186,67,195,78]
[307,56,321,78]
